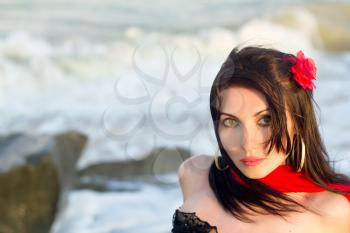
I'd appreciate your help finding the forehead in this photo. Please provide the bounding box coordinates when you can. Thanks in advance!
[220,86,268,114]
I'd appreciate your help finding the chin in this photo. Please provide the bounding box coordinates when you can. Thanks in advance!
[236,165,270,179]
[241,172,265,179]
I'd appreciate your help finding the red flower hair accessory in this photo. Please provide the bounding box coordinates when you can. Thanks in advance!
[285,50,317,90]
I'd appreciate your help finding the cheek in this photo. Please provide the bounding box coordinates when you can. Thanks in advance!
[268,145,290,160]
[262,128,272,144]
[218,127,241,152]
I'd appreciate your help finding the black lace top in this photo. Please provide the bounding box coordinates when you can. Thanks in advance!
[172,208,218,233]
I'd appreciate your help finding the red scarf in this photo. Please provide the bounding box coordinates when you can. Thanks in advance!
[229,164,350,202]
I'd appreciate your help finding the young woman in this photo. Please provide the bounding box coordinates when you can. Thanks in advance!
[171,46,350,233]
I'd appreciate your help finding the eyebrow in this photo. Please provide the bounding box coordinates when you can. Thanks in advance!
[219,108,270,118]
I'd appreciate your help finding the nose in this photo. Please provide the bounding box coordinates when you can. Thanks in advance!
[240,124,258,152]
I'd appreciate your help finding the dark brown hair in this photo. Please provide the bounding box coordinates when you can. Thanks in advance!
[208,46,350,223]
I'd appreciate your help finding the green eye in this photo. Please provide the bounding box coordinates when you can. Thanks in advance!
[222,118,238,127]
[259,115,271,126]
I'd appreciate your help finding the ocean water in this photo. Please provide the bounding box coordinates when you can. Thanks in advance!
[51,181,182,233]
[0,1,350,232]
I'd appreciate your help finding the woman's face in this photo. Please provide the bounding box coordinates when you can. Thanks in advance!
[218,86,294,179]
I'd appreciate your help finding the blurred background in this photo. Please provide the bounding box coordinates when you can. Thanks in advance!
[0,0,350,232]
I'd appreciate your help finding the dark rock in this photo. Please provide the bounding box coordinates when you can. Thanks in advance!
[0,156,59,233]
[76,147,191,188]
[0,130,87,233]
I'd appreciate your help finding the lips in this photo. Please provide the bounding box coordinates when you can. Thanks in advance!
[240,157,266,166]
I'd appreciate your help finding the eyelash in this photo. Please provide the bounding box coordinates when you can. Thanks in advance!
[221,115,271,128]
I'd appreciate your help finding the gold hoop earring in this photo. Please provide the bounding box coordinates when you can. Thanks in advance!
[214,148,229,171]
[297,137,305,172]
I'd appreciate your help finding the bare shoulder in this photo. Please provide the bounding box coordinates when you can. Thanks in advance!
[177,155,219,219]
[318,191,350,232]
[177,155,214,202]
[178,154,214,178]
